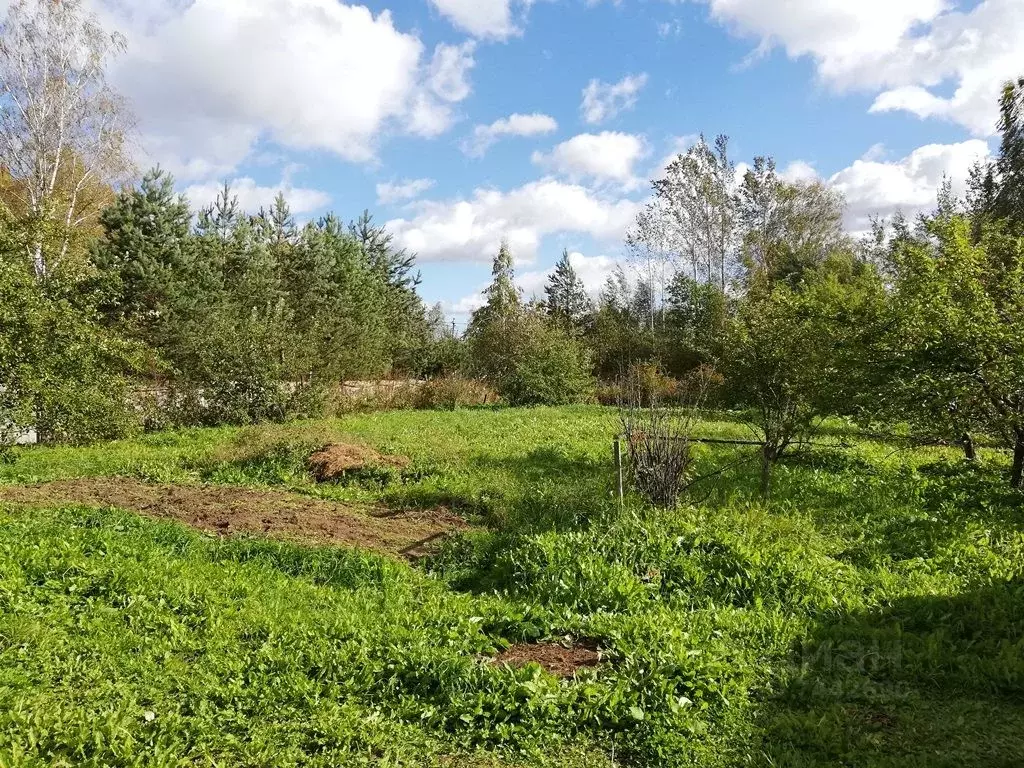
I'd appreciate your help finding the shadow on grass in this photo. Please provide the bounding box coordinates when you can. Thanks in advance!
[758,579,1024,767]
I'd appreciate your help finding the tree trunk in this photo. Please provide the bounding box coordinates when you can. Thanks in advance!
[759,444,773,499]
[961,433,977,461]
[1012,431,1024,490]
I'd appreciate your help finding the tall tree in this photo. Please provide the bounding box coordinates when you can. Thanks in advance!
[0,0,133,277]
[736,159,847,288]
[93,168,191,328]
[544,249,592,330]
[639,134,736,292]
[995,77,1024,228]
[467,241,522,384]
[883,212,1024,487]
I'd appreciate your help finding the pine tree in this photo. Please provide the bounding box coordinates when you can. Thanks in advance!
[471,240,520,331]
[544,250,592,330]
[467,241,522,382]
[93,167,191,326]
[995,77,1024,228]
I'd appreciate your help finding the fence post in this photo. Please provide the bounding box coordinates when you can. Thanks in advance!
[613,437,624,508]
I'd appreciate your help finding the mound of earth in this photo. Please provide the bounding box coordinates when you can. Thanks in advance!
[307,443,410,483]
[492,639,603,678]
[0,477,464,560]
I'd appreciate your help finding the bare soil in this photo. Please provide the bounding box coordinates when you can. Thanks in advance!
[492,639,603,678]
[307,443,411,483]
[0,477,465,559]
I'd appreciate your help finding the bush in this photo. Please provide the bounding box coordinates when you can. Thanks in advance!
[158,378,325,428]
[328,380,421,414]
[0,251,145,446]
[35,376,142,444]
[473,311,595,407]
[597,363,682,406]
[417,376,498,410]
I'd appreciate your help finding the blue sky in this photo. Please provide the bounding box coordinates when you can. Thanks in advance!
[70,0,1022,322]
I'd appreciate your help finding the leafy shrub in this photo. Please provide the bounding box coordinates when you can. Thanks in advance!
[494,313,595,407]
[161,378,325,427]
[34,376,142,444]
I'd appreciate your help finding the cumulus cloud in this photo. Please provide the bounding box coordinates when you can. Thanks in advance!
[184,176,331,215]
[376,178,436,205]
[385,179,642,263]
[828,140,992,233]
[427,0,529,40]
[698,0,1023,135]
[100,0,473,181]
[781,160,819,183]
[581,73,648,125]
[462,113,559,157]
[532,132,648,188]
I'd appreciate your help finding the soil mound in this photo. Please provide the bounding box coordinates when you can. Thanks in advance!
[493,638,603,678]
[0,477,463,560]
[307,443,410,483]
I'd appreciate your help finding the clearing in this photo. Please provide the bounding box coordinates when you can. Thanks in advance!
[0,406,1022,767]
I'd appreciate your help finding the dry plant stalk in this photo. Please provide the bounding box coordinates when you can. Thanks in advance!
[619,365,719,508]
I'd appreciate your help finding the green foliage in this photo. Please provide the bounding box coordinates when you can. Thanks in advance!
[0,212,142,447]
[468,244,594,406]
[588,267,658,380]
[664,275,728,374]
[496,313,595,407]
[3,407,1024,766]
[544,250,592,331]
[880,213,1024,484]
[84,173,442,429]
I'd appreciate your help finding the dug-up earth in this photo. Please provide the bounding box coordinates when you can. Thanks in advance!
[493,638,604,678]
[307,442,411,483]
[0,477,466,559]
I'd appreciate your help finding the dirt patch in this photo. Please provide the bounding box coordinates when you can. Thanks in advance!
[307,443,410,483]
[0,477,465,560]
[492,638,603,678]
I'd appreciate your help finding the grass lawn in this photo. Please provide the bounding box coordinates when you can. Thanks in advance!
[1,406,1022,766]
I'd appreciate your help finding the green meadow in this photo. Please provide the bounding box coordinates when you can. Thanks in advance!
[1,406,1022,766]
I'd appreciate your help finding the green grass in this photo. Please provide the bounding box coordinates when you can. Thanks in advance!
[1,406,1023,766]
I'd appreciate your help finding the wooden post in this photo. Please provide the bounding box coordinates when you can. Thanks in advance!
[613,438,624,507]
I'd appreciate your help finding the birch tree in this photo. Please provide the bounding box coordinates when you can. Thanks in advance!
[0,0,132,278]
[643,134,737,293]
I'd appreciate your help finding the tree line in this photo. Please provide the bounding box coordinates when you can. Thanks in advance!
[462,77,1024,490]
[1,0,1023,493]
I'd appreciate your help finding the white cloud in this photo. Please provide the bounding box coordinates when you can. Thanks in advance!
[427,41,476,102]
[828,140,992,233]
[658,20,683,39]
[781,160,818,183]
[104,0,472,181]
[376,178,436,205]
[184,176,331,215]
[532,132,648,188]
[444,292,487,317]
[427,0,527,40]
[865,0,1024,135]
[698,0,1024,135]
[463,113,559,157]
[386,179,642,263]
[581,73,648,124]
